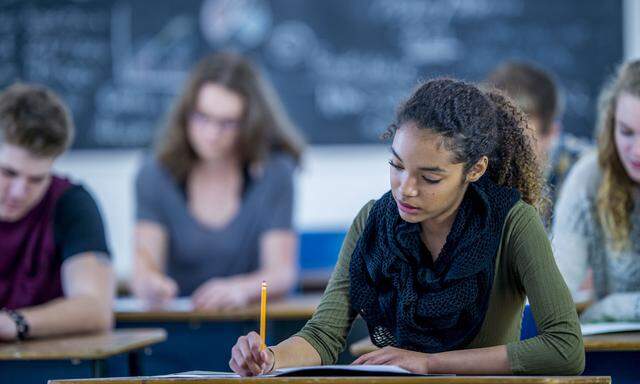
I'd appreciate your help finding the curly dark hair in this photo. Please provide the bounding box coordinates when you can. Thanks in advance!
[385,78,544,207]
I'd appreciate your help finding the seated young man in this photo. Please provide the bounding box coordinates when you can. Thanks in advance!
[0,83,114,341]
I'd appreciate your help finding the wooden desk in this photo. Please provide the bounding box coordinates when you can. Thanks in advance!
[113,295,333,374]
[0,328,166,378]
[115,294,322,322]
[581,333,640,383]
[583,332,640,351]
[48,375,611,384]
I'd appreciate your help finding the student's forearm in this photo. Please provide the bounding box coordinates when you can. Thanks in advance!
[428,345,510,374]
[270,336,322,370]
[134,223,169,275]
[134,249,164,275]
[581,292,640,322]
[222,267,298,301]
[20,296,113,338]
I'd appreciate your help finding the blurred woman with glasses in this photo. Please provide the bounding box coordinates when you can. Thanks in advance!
[131,52,304,309]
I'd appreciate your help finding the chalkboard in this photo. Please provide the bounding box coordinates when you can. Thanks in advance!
[0,0,623,147]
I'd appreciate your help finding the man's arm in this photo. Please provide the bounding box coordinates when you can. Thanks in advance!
[0,252,115,340]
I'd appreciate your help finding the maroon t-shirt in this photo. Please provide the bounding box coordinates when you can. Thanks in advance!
[0,176,110,309]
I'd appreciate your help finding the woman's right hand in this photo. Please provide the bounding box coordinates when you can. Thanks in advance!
[131,271,178,305]
[230,331,275,376]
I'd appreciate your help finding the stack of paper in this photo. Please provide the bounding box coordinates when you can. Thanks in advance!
[159,365,453,377]
[114,297,194,312]
[581,322,640,336]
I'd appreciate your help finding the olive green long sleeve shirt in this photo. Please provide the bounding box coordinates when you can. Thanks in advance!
[295,200,585,375]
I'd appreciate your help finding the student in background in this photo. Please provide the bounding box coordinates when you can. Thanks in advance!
[229,79,584,376]
[132,52,304,309]
[0,84,114,340]
[486,62,592,219]
[552,60,640,322]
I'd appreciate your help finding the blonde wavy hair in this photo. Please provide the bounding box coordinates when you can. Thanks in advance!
[596,60,640,250]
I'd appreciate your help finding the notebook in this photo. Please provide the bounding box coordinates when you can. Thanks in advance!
[581,322,640,336]
[159,365,453,377]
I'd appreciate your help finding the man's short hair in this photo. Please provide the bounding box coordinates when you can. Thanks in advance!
[0,83,74,157]
[486,61,560,136]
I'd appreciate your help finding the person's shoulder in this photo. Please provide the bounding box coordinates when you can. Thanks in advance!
[561,149,601,198]
[500,200,547,263]
[357,199,376,219]
[262,151,297,176]
[136,155,175,186]
[351,199,376,234]
[54,182,104,227]
[53,180,110,259]
[138,155,167,176]
[252,151,298,188]
[569,149,599,176]
[57,183,99,211]
[504,199,539,228]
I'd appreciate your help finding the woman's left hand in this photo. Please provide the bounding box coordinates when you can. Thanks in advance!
[192,278,251,310]
[351,346,431,374]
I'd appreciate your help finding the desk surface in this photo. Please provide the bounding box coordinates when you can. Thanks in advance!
[583,332,640,351]
[0,328,166,360]
[115,294,322,322]
[48,375,611,384]
[350,332,640,356]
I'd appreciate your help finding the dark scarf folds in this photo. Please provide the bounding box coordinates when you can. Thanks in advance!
[349,176,520,353]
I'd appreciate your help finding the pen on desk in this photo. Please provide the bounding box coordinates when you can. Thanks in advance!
[260,281,267,350]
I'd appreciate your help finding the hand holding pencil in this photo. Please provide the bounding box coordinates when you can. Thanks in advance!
[229,331,275,376]
[229,281,274,376]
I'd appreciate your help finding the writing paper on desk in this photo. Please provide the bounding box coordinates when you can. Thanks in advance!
[160,365,453,377]
[114,297,193,312]
[157,371,240,378]
[272,364,417,376]
[581,322,640,336]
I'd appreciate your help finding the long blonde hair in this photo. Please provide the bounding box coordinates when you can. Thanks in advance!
[156,52,305,183]
[596,60,640,250]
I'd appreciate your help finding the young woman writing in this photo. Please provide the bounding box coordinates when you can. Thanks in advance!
[230,78,584,375]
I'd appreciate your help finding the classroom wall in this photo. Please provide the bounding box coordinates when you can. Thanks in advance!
[53,4,640,281]
[625,0,640,60]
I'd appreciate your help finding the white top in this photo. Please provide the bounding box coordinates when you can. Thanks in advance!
[551,150,640,322]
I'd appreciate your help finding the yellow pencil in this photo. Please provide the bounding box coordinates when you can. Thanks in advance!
[260,281,267,350]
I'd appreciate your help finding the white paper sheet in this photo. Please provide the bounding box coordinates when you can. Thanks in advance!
[581,322,640,336]
[113,297,194,312]
[158,365,413,378]
[274,364,412,375]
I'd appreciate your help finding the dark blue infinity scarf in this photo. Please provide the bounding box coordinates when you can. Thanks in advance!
[349,176,521,353]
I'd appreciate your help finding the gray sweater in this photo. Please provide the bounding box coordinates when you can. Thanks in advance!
[135,153,295,295]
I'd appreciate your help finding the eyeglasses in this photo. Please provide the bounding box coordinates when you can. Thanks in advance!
[189,111,241,131]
